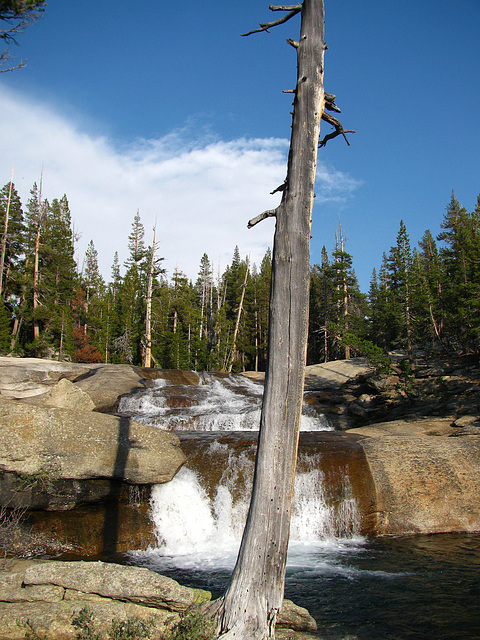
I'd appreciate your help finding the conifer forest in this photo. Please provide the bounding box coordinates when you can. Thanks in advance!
[1,178,479,370]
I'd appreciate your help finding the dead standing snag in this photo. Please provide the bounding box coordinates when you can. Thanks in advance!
[211,3,352,638]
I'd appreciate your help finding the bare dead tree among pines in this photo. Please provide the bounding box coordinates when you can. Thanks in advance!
[209,2,353,638]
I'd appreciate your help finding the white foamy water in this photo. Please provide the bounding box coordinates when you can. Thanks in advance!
[133,457,361,571]
[118,371,331,432]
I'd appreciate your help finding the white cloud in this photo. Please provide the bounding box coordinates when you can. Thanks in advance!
[0,86,359,282]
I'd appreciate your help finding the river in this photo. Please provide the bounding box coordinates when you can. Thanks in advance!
[117,372,480,640]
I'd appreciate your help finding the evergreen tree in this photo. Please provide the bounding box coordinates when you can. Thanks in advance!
[437,192,480,352]
[0,180,25,301]
[308,246,332,363]
[250,249,271,371]
[125,209,146,269]
[389,220,414,356]
[78,240,105,361]
[39,195,78,352]
[412,230,446,351]
[0,298,11,353]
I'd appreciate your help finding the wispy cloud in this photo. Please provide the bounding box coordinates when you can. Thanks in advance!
[0,86,360,281]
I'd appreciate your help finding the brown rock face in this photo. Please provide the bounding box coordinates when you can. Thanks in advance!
[0,395,186,554]
[359,433,480,535]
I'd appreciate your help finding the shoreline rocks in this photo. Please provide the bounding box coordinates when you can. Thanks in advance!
[0,559,315,640]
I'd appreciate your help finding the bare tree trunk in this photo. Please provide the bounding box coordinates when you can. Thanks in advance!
[214,3,325,638]
[33,219,41,340]
[33,170,43,341]
[10,315,22,351]
[144,225,156,368]
[226,260,249,374]
[339,222,350,359]
[0,166,14,298]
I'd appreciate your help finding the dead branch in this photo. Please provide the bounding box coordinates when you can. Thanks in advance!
[0,49,24,72]
[324,92,341,112]
[319,111,355,147]
[242,6,301,36]
[247,208,277,229]
[269,4,302,10]
[271,182,286,195]
[286,38,299,48]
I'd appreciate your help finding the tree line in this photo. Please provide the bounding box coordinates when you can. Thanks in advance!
[1,178,479,369]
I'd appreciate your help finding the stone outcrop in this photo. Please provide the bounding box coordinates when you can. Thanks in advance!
[74,364,148,412]
[0,559,315,640]
[0,357,95,397]
[0,396,185,489]
[0,356,149,412]
[0,559,210,640]
[0,379,186,554]
[24,377,96,412]
[0,394,185,554]
[349,421,480,535]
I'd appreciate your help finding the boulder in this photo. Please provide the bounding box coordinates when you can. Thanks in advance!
[24,561,211,612]
[0,559,208,640]
[0,560,316,640]
[0,395,186,519]
[355,428,480,534]
[75,364,147,411]
[24,378,96,412]
[449,424,480,436]
[0,396,185,487]
[277,599,317,632]
[350,417,456,438]
[0,357,94,399]
[0,357,149,412]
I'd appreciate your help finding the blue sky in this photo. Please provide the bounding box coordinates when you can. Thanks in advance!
[1,1,479,291]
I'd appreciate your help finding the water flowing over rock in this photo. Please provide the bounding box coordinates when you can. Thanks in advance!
[118,370,331,432]
[1,356,480,563]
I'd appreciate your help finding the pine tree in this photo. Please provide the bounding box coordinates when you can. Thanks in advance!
[0,179,25,301]
[438,192,480,352]
[40,195,78,353]
[125,209,146,269]
[0,298,11,353]
[309,246,331,363]
[78,240,105,361]
[413,230,446,351]
[390,220,414,356]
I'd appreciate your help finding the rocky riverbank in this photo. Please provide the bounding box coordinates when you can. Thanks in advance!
[0,355,479,638]
[1,355,480,545]
[0,559,316,639]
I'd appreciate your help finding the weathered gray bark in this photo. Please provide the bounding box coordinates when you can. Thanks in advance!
[226,259,249,374]
[143,224,156,368]
[0,167,14,298]
[32,189,42,341]
[214,2,325,638]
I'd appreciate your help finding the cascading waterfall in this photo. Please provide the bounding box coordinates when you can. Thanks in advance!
[146,465,360,570]
[118,371,331,431]
[123,371,480,640]
[123,370,361,572]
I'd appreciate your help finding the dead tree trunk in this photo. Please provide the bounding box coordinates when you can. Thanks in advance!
[214,2,326,638]
[0,167,14,298]
[143,224,157,368]
[226,259,249,374]
[33,173,43,341]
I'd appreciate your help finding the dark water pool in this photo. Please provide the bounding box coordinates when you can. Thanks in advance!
[127,533,480,640]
